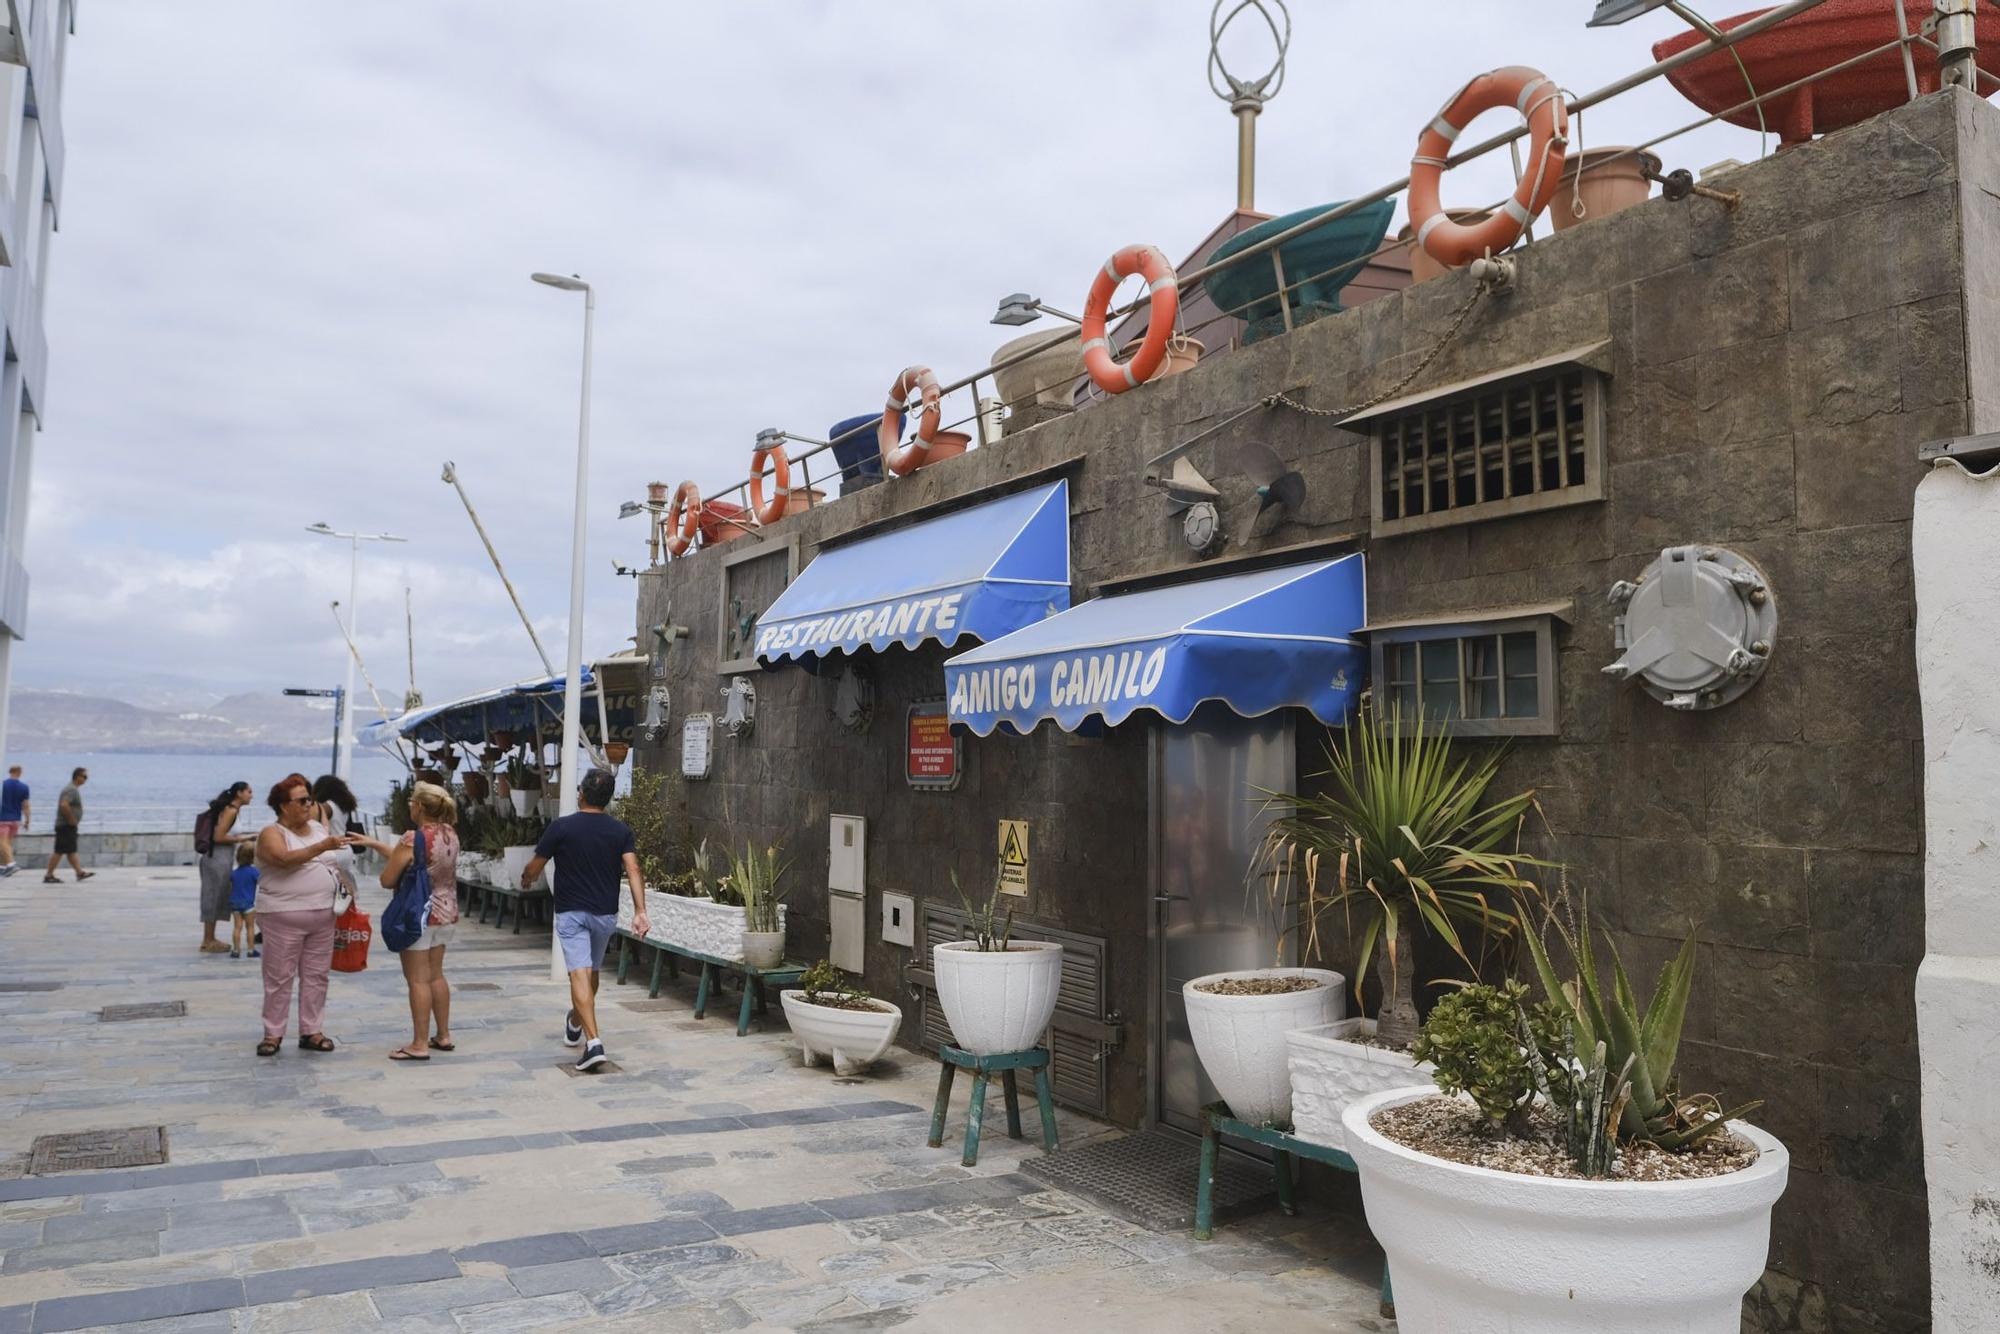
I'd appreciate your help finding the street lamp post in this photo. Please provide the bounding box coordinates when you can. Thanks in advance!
[304,523,407,778]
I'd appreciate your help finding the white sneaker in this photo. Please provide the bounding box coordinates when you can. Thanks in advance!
[0,863,15,877]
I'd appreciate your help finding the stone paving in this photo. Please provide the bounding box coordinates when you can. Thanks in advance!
[0,866,1387,1331]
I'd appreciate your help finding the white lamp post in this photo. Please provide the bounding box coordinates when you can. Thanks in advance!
[305,522,407,778]
[532,270,594,984]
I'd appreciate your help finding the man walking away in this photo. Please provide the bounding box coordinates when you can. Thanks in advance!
[0,765,27,875]
[44,767,91,884]
[521,768,647,1072]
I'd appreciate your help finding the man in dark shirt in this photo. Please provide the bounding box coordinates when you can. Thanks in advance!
[523,768,648,1071]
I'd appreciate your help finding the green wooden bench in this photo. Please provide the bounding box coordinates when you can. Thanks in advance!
[613,930,807,1036]
[459,879,552,933]
[927,1044,1057,1167]
[1196,1100,1394,1318]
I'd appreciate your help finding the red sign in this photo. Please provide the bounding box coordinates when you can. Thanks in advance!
[906,704,959,788]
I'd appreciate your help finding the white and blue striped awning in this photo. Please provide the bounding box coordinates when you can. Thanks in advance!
[754,480,1071,667]
[355,670,590,750]
[944,555,1367,735]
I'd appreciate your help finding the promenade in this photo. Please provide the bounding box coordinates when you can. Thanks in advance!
[0,866,1383,1331]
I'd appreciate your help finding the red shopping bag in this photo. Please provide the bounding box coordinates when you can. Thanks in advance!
[332,902,373,973]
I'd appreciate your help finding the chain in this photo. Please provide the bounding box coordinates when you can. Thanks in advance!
[1262,282,1488,423]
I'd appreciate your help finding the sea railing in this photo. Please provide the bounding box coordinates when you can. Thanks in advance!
[654,0,1956,541]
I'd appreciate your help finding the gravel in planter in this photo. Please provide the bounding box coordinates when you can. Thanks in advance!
[1371,1096,1760,1183]
[1193,976,1326,997]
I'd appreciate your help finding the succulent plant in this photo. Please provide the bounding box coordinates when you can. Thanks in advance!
[728,843,790,933]
[1412,980,1565,1133]
[953,867,1014,952]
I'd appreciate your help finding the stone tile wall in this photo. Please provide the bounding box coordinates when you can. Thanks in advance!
[636,89,1984,1330]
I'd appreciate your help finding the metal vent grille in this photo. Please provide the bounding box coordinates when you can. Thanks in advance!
[99,1001,186,1022]
[918,905,1109,1117]
[30,1127,167,1174]
[1376,365,1602,533]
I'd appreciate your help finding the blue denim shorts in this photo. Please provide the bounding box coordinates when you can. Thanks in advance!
[555,911,617,972]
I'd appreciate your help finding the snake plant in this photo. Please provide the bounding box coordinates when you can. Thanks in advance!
[727,843,790,933]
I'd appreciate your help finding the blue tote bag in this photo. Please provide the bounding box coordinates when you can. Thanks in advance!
[382,828,432,954]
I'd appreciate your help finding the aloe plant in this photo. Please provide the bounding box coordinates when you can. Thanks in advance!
[1522,905,1759,1151]
[1254,702,1545,1047]
[726,843,790,932]
[953,868,1014,952]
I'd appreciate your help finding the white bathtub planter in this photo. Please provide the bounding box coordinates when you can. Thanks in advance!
[1344,1087,1789,1333]
[934,939,1063,1055]
[1287,1017,1436,1151]
[649,895,787,962]
[1182,967,1341,1128]
[782,965,904,1077]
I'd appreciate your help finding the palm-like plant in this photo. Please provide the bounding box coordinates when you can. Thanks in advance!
[1254,702,1543,1047]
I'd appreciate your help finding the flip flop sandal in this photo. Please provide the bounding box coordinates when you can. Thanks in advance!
[388,1048,431,1062]
[297,1034,336,1053]
[256,1038,281,1057]
[429,1038,455,1052]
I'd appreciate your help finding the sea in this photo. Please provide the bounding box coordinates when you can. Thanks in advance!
[5,750,409,834]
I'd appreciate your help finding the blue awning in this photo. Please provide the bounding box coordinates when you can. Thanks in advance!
[755,479,1071,666]
[944,555,1367,735]
[356,670,592,750]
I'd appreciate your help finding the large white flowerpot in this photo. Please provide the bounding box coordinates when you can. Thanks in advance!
[781,991,904,1076]
[741,929,785,970]
[1288,1018,1435,1152]
[509,789,533,817]
[500,845,545,891]
[1343,1087,1789,1333]
[933,940,1063,1056]
[1182,967,1340,1128]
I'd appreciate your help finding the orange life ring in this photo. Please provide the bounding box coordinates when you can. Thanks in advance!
[1408,66,1569,271]
[663,480,701,557]
[881,366,941,477]
[747,441,792,525]
[1081,244,1180,394]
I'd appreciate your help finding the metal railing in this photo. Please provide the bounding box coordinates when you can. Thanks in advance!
[653,0,1956,548]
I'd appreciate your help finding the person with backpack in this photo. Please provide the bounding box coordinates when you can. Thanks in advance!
[195,782,251,954]
[376,781,460,1062]
[0,765,29,875]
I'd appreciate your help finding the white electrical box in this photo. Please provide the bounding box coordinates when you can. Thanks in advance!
[830,892,865,973]
[829,814,866,895]
[881,891,915,948]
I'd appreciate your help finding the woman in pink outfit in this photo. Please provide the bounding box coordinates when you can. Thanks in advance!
[253,772,363,1057]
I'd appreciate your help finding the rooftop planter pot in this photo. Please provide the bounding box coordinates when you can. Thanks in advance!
[1287,1017,1437,1152]
[1551,148,1660,231]
[1183,967,1341,1128]
[1398,210,1494,283]
[1203,199,1398,344]
[934,938,1063,1056]
[1344,1086,1789,1332]
[782,486,826,517]
[991,330,1087,410]
[1654,0,2000,146]
[828,412,895,494]
[782,983,904,1076]
[699,499,754,547]
[915,429,971,466]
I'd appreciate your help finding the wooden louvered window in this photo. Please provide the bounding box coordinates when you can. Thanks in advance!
[1372,365,1605,536]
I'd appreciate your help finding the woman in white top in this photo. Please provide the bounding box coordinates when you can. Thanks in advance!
[253,773,358,1057]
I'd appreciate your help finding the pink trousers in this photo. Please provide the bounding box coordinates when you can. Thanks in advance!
[260,909,334,1039]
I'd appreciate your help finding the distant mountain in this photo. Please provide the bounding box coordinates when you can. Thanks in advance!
[7,688,342,754]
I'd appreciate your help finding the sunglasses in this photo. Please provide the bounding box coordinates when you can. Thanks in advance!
[287,793,315,806]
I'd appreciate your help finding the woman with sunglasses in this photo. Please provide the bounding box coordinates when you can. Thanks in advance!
[253,772,368,1057]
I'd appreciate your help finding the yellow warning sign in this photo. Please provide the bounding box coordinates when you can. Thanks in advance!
[997,820,1030,897]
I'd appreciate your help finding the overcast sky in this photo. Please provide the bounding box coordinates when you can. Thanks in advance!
[20,1,1767,712]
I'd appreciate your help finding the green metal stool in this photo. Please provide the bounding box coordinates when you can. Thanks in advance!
[927,1044,1057,1167]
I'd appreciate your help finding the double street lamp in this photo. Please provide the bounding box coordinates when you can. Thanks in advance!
[304,523,407,778]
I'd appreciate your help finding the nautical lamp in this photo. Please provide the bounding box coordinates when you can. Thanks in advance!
[618,500,645,519]
[990,294,1085,327]
[1209,0,1290,211]
[1586,0,1676,25]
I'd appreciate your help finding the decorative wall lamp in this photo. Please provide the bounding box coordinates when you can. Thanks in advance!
[1602,545,1776,711]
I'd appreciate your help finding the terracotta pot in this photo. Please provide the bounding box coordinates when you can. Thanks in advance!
[604,741,630,765]
[489,730,515,750]
[1399,211,1495,283]
[1552,148,1659,231]
[1145,336,1204,382]
[918,430,971,465]
[700,500,754,546]
[460,772,489,803]
[781,487,826,518]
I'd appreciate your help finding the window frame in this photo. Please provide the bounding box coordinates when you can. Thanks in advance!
[1368,610,1564,738]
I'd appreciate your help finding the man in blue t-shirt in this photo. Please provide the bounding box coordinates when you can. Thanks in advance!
[0,765,28,875]
[523,768,649,1071]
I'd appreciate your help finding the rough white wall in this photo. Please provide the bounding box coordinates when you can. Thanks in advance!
[1914,457,2000,1328]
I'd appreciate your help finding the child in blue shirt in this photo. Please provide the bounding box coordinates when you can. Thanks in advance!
[229,842,259,959]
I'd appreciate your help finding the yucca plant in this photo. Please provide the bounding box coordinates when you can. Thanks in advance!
[953,868,1014,952]
[1254,701,1544,1047]
[727,843,791,933]
[1521,904,1758,1151]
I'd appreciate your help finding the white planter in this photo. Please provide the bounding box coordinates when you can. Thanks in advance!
[933,940,1063,1056]
[1343,1087,1789,1333]
[540,792,561,820]
[742,929,785,970]
[1182,967,1341,1128]
[1288,1018,1435,1152]
[508,789,534,817]
[781,991,903,1076]
[649,895,784,962]
[500,845,546,892]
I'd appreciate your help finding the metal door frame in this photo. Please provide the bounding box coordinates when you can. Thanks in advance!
[1144,708,1297,1134]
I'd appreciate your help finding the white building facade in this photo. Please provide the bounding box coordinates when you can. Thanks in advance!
[0,0,70,760]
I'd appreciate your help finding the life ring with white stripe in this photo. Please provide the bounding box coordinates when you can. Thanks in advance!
[663,480,701,557]
[881,366,942,477]
[747,441,792,525]
[1080,244,1180,394]
[1408,66,1569,271]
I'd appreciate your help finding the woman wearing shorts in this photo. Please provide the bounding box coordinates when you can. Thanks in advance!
[376,781,460,1062]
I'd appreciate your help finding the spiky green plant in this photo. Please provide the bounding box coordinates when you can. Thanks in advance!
[1522,906,1758,1152]
[1519,1008,1633,1177]
[728,843,791,933]
[953,868,1014,952]
[1254,702,1545,1046]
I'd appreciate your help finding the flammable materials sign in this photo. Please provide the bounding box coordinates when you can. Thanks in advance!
[997,819,1029,897]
